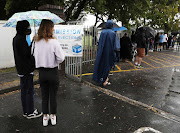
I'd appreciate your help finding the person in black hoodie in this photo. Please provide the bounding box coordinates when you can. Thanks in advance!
[120,33,132,62]
[13,20,42,119]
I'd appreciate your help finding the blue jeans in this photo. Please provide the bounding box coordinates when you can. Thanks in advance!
[20,74,34,115]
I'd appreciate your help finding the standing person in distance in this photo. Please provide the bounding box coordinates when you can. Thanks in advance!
[92,20,120,86]
[13,20,42,119]
[159,33,164,51]
[120,33,132,62]
[154,33,160,51]
[34,19,65,126]
[134,27,146,69]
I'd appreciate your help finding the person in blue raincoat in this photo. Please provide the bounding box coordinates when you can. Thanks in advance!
[92,20,120,86]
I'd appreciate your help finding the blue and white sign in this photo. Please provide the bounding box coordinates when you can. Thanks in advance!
[54,25,84,57]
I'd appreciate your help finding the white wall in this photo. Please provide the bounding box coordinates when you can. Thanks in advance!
[0,21,16,69]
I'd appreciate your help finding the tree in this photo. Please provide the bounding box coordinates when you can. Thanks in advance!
[0,0,7,19]
[146,0,180,32]
[4,0,63,19]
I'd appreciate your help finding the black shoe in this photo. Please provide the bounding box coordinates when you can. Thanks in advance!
[26,109,42,119]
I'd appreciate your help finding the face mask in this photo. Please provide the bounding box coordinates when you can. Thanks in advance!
[26,28,31,35]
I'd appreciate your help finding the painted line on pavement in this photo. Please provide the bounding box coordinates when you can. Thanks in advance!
[141,60,156,68]
[154,56,180,65]
[80,64,180,76]
[164,56,180,64]
[83,81,180,124]
[146,57,168,67]
[134,127,162,133]
[150,56,174,65]
[115,64,122,71]
[128,61,138,69]
[157,52,180,58]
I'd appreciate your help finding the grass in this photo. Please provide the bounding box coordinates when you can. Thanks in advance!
[0,67,16,73]
[83,35,93,48]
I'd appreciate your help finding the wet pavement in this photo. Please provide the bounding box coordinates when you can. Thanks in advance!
[1,50,180,133]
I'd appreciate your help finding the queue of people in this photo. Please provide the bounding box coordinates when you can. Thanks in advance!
[13,19,177,127]
[93,21,179,88]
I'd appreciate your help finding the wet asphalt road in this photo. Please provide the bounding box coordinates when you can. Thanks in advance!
[1,49,180,133]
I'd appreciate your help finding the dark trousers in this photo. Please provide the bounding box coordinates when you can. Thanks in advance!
[154,43,158,50]
[39,67,59,114]
[20,74,34,115]
[163,42,167,50]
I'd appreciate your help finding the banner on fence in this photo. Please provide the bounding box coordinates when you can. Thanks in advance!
[31,25,84,57]
[54,25,84,57]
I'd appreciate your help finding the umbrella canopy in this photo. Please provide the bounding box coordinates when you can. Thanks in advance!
[112,26,127,31]
[97,22,120,29]
[3,10,64,27]
[171,31,179,35]
[137,26,156,39]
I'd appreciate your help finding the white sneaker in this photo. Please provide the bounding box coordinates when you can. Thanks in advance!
[50,114,56,125]
[43,114,49,127]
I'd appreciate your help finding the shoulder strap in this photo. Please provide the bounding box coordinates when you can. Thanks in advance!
[31,40,35,55]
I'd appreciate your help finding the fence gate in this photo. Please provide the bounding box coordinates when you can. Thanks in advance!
[65,26,98,82]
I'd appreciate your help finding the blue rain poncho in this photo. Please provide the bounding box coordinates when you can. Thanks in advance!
[92,20,120,85]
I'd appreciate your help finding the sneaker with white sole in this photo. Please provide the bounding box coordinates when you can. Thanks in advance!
[23,113,27,118]
[43,114,49,126]
[50,114,56,125]
[137,65,144,69]
[26,109,42,119]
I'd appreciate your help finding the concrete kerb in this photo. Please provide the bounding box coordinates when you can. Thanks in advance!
[0,80,39,95]
[82,80,180,124]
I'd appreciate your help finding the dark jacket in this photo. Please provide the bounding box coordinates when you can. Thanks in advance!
[136,29,146,48]
[13,20,35,75]
[154,34,160,44]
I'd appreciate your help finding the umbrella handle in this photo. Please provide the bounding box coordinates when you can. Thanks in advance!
[34,19,36,34]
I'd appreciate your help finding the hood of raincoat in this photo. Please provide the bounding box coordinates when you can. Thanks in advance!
[16,20,30,35]
[105,20,114,29]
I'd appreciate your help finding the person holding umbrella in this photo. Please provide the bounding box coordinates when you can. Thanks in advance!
[34,19,65,126]
[12,20,42,119]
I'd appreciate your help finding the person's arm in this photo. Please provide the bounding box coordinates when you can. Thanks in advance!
[114,34,120,51]
[54,40,65,64]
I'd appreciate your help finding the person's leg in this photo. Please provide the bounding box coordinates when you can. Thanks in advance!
[137,48,145,68]
[135,48,140,65]
[103,77,111,86]
[20,77,27,115]
[138,57,142,65]
[49,68,59,114]
[20,74,34,115]
[49,68,59,126]
[49,81,58,114]
[39,69,49,115]
[26,74,34,114]
[155,43,158,50]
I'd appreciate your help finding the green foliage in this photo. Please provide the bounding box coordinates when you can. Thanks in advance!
[146,0,180,32]
[0,0,7,19]
[1,0,180,33]
[3,0,64,19]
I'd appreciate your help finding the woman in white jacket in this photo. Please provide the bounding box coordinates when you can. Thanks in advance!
[163,34,168,50]
[34,19,65,126]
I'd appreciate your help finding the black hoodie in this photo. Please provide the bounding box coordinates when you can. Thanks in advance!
[13,20,35,75]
